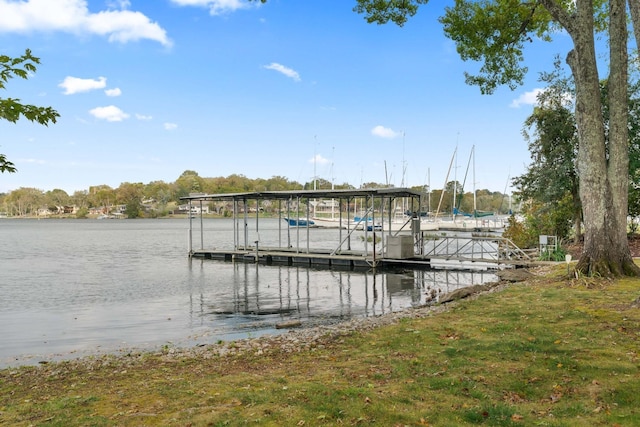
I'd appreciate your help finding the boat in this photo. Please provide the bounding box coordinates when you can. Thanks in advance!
[462,209,495,218]
[365,223,383,231]
[310,216,347,228]
[283,217,317,227]
[455,145,495,220]
[311,198,346,228]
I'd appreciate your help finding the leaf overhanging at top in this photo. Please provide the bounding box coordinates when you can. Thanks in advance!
[439,0,555,94]
[353,0,429,26]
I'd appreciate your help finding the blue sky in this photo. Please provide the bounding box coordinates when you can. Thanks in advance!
[0,0,571,195]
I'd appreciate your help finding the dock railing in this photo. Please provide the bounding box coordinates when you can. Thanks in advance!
[421,234,531,263]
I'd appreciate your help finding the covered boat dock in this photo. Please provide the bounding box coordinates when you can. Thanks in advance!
[181,188,424,269]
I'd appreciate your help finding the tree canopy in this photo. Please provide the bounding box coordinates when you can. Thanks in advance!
[0,49,60,173]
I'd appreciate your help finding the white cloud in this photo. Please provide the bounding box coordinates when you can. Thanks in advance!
[308,154,328,165]
[164,122,178,130]
[59,76,107,95]
[89,105,129,122]
[170,0,260,16]
[371,125,400,139]
[263,62,301,82]
[510,87,575,108]
[510,88,544,108]
[20,158,46,164]
[0,0,172,47]
[136,113,152,120]
[106,0,131,8]
[105,87,122,97]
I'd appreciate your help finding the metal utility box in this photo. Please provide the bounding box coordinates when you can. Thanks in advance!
[386,235,414,259]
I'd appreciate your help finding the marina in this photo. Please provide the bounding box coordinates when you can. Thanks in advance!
[181,188,530,270]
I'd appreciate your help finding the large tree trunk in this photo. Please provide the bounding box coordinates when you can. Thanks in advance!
[572,184,582,244]
[565,0,639,276]
[629,0,640,52]
[606,0,640,275]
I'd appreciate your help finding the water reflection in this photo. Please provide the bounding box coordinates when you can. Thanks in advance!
[185,259,496,337]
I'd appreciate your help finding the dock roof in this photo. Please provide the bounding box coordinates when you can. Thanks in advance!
[180,187,422,202]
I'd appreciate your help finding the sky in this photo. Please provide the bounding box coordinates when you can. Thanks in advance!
[0,0,574,195]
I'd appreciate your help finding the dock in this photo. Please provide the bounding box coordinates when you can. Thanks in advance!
[181,188,531,270]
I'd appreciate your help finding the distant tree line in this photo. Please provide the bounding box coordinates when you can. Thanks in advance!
[0,169,511,219]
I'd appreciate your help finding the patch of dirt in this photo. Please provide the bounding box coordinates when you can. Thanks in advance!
[564,234,640,258]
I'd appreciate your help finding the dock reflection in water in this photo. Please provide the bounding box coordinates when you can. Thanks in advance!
[185,259,497,340]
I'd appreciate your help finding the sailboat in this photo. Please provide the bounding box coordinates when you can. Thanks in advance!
[283,217,317,227]
[310,198,345,228]
[310,150,347,228]
[454,145,494,219]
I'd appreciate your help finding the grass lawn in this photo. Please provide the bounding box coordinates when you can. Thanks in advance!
[1,264,639,426]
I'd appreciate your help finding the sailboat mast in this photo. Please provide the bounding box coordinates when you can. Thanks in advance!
[435,146,456,219]
[428,168,431,214]
[313,135,317,191]
[401,130,407,213]
[331,146,335,217]
[473,146,477,209]
[472,145,477,223]
[457,146,474,216]
[453,147,457,220]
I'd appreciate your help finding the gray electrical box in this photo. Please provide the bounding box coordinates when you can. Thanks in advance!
[386,235,414,259]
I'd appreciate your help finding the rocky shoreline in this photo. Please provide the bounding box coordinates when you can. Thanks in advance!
[109,279,524,370]
[7,270,537,372]
[151,270,537,363]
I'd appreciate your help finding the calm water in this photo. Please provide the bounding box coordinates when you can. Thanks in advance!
[0,218,496,368]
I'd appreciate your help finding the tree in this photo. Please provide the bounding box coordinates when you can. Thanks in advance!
[71,190,89,210]
[175,170,205,198]
[5,187,43,216]
[603,76,640,225]
[45,189,71,211]
[515,64,640,242]
[513,60,582,243]
[116,182,144,218]
[629,78,640,229]
[1,49,60,173]
[88,185,115,213]
[351,0,640,277]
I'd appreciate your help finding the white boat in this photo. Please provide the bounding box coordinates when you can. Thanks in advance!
[311,198,345,228]
[283,217,317,227]
[310,216,347,228]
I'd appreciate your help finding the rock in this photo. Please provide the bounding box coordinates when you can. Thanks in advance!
[496,269,535,282]
[439,284,493,303]
[275,320,302,329]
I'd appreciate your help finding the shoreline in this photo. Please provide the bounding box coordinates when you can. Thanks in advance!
[1,279,517,372]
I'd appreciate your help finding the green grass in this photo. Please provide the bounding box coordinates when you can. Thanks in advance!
[2,265,640,426]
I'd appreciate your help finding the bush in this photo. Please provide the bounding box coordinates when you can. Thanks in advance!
[75,207,88,219]
[539,246,567,261]
[502,215,535,248]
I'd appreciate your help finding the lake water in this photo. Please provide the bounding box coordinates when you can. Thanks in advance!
[0,218,497,368]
